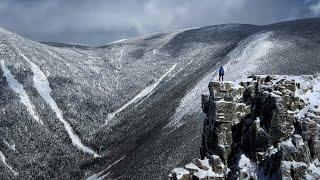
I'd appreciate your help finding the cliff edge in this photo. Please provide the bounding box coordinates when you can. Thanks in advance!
[170,75,320,179]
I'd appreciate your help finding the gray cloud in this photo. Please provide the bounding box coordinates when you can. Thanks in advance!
[0,0,319,46]
[308,0,320,15]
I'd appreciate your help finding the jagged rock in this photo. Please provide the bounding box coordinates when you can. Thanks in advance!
[194,159,210,171]
[184,163,199,176]
[216,101,235,121]
[235,103,250,123]
[170,75,320,180]
[201,95,210,114]
[258,147,282,179]
[255,118,272,151]
[210,155,225,174]
[312,140,320,159]
[281,138,296,162]
[281,161,308,179]
[281,135,311,164]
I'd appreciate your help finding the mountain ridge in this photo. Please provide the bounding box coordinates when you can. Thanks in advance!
[0,18,320,179]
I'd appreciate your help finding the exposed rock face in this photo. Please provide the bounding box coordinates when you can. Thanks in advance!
[170,75,320,179]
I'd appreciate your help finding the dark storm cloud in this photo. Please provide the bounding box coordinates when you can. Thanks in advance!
[0,0,319,46]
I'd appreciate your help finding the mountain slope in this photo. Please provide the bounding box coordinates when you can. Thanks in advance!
[0,18,320,179]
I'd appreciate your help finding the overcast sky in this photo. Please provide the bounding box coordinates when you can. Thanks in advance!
[0,0,320,46]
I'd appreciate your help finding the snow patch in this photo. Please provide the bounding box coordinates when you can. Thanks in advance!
[305,159,320,179]
[106,64,177,123]
[18,52,100,157]
[173,158,223,179]
[194,158,224,179]
[0,151,19,176]
[102,39,128,46]
[104,156,126,171]
[86,172,110,180]
[86,156,126,180]
[238,154,257,179]
[171,168,190,179]
[281,138,295,148]
[185,163,199,170]
[3,140,16,151]
[286,75,320,119]
[0,60,43,125]
[281,160,307,169]
[238,154,251,168]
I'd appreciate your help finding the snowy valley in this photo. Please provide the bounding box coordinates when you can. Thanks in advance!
[0,18,320,179]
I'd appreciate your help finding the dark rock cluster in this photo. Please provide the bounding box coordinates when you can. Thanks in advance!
[170,75,320,179]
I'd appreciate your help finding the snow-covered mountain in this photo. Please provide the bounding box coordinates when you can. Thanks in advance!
[0,18,320,179]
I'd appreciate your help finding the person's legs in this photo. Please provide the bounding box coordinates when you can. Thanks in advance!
[219,75,221,81]
[222,75,224,81]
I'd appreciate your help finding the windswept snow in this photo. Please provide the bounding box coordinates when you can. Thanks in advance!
[3,140,16,151]
[0,151,19,176]
[103,39,128,46]
[86,172,110,180]
[165,68,215,128]
[104,156,126,171]
[106,64,177,123]
[223,32,276,80]
[0,60,43,125]
[166,32,279,129]
[18,52,100,157]
[86,156,126,180]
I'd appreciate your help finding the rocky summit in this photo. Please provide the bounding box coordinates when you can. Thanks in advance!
[169,75,320,179]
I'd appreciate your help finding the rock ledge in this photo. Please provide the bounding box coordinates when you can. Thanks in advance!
[169,75,320,180]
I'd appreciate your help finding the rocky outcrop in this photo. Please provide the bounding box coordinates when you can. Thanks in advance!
[169,75,320,179]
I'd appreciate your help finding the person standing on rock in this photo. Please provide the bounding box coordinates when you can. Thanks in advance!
[219,66,224,82]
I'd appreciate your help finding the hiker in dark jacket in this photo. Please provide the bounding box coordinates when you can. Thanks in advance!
[219,66,224,82]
